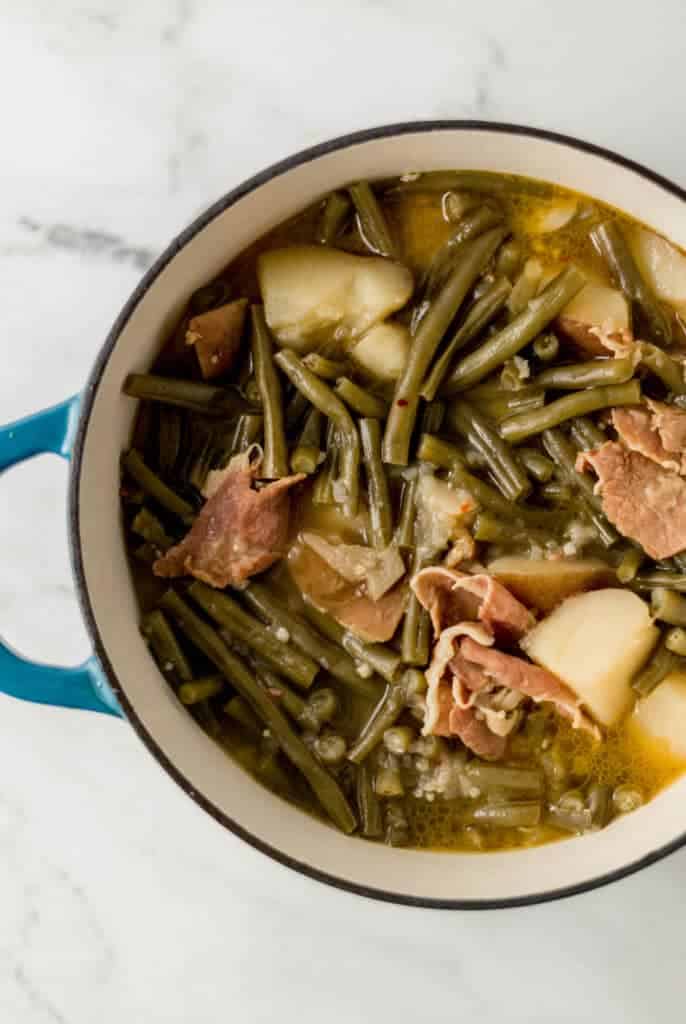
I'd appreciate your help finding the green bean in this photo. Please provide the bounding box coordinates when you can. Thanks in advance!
[356,761,383,837]
[423,276,511,400]
[500,380,641,443]
[541,428,619,547]
[401,574,431,667]
[383,725,417,755]
[532,333,560,362]
[472,511,508,542]
[651,588,686,626]
[416,433,466,470]
[159,590,356,833]
[348,681,407,764]
[301,601,401,684]
[253,662,307,720]
[499,358,530,391]
[507,259,543,318]
[517,448,554,483]
[665,628,686,657]
[546,804,594,833]
[383,227,507,464]
[242,583,382,699]
[540,481,573,504]
[613,784,644,814]
[587,783,612,830]
[374,758,405,797]
[394,475,419,549]
[633,573,686,593]
[469,389,546,424]
[290,407,323,475]
[318,190,352,245]
[298,688,339,733]
[188,582,319,689]
[632,635,680,696]
[334,377,388,418]
[124,373,255,418]
[590,220,671,346]
[275,350,360,515]
[444,265,586,392]
[311,456,337,505]
[302,353,347,380]
[122,450,196,525]
[130,507,174,551]
[358,418,394,549]
[419,400,446,436]
[232,413,263,454]
[533,356,636,391]
[446,399,531,502]
[224,695,262,736]
[569,416,606,450]
[348,181,398,259]
[469,801,542,828]
[178,675,225,705]
[638,342,686,395]
[465,447,488,469]
[465,762,543,795]
[141,609,193,683]
[250,306,288,478]
[314,733,348,766]
[495,238,524,279]
[616,547,643,583]
[384,801,410,846]
[243,377,261,404]
[385,170,553,197]
[157,406,182,476]
[284,388,310,430]
[420,203,504,298]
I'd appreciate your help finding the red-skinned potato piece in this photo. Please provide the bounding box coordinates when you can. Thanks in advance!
[185,298,248,379]
[555,283,630,357]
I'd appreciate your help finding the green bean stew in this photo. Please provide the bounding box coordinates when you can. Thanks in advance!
[121,170,686,853]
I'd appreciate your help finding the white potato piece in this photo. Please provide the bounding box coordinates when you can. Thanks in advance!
[521,589,659,727]
[349,322,410,381]
[634,671,686,758]
[416,476,476,556]
[258,246,413,352]
[487,556,613,613]
[556,283,631,356]
[527,199,578,234]
[630,227,686,316]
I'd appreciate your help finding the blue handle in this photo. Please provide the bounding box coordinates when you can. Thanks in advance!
[0,397,121,716]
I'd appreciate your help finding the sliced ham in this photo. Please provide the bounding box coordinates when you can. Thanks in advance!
[577,442,686,559]
[613,400,686,475]
[455,637,598,736]
[446,706,507,761]
[411,566,533,641]
[154,452,304,587]
[423,622,493,735]
[287,541,407,643]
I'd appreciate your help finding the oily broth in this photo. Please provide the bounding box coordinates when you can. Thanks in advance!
[127,171,686,852]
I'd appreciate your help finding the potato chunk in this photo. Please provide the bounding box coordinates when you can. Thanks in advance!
[634,671,686,758]
[258,246,413,352]
[521,589,659,727]
[630,227,686,316]
[349,322,410,381]
[487,557,613,613]
[556,283,630,356]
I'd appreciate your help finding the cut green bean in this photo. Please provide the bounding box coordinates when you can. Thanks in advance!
[141,609,193,683]
[124,373,255,418]
[616,547,643,583]
[253,662,307,721]
[465,762,543,795]
[314,733,348,765]
[356,761,383,837]
[250,305,288,478]
[131,507,175,551]
[348,681,407,763]
[444,265,586,393]
[532,333,560,362]
[242,583,382,699]
[303,353,347,380]
[275,349,360,515]
[507,258,543,318]
[298,688,338,733]
[122,450,196,525]
[632,635,679,696]
[495,238,523,278]
[348,181,398,259]
[157,406,182,476]
[500,380,641,443]
[469,388,546,424]
[318,190,352,245]
[301,601,401,684]
[469,801,542,828]
[651,588,686,627]
[359,418,394,549]
[587,783,612,830]
[517,448,554,483]
[634,573,686,593]
[569,416,606,450]
[546,804,594,834]
[540,481,573,504]
[178,675,225,705]
[665,628,686,657]
[533,356,636,391]
[423,276,511,400]
[290,407,323,475]
[420,203,504,298]
[232,413,263,454]
[383,227,507,465]
[472,511,507,541]
[446,399,531,502]
[394,475,419,549]
[541,428,619,548]
[188,582,319,690]
[334,378,388,418]
[638,342,686,395]
[224,695,262,736]
[419,400,446,436]
[159,590,356,833]
[590,220,671,346]
[285,388,310,430]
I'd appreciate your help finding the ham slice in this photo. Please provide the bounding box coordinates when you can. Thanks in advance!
[154,452,304,587]
[411,566,533,641]
[613,400,686,475]
[423,622,493,735]
[577,442,686,559]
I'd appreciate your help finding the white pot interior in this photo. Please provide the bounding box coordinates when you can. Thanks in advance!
[75,126,686,904]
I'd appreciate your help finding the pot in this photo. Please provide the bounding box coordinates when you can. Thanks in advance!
[3,121,685,908]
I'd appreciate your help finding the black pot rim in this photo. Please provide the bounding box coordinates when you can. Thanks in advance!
[69,119,686,911]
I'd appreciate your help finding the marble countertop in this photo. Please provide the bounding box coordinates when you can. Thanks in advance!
[2,1,686,1020]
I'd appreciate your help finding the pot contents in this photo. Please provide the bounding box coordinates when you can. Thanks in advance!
[120,170,686,850]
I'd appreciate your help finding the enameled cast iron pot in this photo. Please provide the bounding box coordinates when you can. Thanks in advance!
[3,122,686,909]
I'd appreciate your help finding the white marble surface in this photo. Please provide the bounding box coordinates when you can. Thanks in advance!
[2,1,686,1020]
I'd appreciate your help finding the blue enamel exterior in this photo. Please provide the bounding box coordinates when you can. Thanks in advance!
[0,397,121,716]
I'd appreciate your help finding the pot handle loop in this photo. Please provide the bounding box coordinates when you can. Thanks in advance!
[0,397,121,716]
